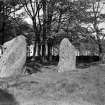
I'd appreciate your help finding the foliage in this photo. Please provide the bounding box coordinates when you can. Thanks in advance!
[0,0,24,44]
[1,0,105,61]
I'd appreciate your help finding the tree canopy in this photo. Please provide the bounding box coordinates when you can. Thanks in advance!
[1,0,105,61]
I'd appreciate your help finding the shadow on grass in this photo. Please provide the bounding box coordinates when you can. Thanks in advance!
[0,89,18,105]
[26,57,58,74]
[26,61,42,74]
[76,62,100,69]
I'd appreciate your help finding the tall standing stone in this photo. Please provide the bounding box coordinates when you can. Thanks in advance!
[0,35,26,78]
[58,38,76,72]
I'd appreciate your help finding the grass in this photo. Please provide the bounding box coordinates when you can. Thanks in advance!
[1,60,104,105]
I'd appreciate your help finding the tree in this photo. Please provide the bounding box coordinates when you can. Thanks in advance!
[18,0,58,62]
[41,0,69,62]
[18,0,43,58]
[55,0,105,61]
[16,0,105,62]
[78,0,105,60]
[0,0,23,44]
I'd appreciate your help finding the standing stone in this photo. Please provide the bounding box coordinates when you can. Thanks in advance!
[0,35,26,78]
[58,38,76,72]
[101,53,105,63]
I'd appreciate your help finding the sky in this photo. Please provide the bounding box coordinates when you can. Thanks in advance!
[24,17,33,24]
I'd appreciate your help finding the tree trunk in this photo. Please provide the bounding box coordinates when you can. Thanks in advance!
[37,42,41,58]
[48,41,53,62]
[32,41,37,59]
[42,44,47,62]
[1,14,6,45]
[32,19,39,59]
[1,23,5,45]
[98,40,103,62]
[41,42,48,63]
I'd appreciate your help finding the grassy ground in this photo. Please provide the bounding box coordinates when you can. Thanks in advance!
[0,62,105,105]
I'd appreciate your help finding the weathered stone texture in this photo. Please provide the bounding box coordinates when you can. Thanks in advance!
[58,38,76,72]
[0,35,26,78]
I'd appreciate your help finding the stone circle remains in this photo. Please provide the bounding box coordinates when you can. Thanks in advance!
[0,35,26,78]
[58,38,76,72]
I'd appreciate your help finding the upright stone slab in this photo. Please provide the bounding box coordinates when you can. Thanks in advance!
[0,35,26,78]
[58,38,76,72]
[101,53,105,63]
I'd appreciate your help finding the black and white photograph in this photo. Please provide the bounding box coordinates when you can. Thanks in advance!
[0,0,105,105]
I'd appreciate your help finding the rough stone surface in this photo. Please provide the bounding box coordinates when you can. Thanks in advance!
[101,53,105,63]
[58,38,76,72]
[0,35,26,78]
